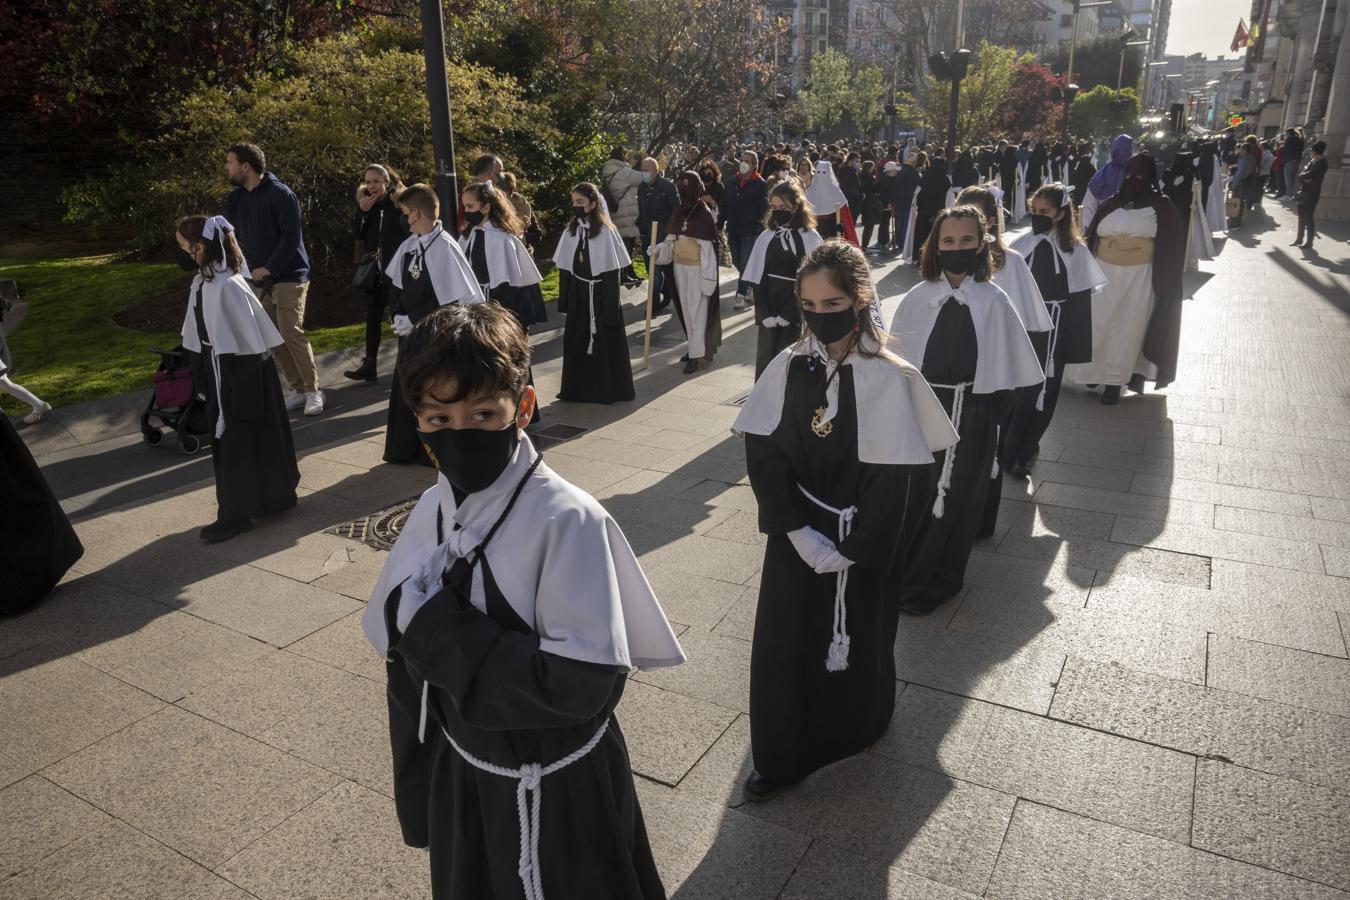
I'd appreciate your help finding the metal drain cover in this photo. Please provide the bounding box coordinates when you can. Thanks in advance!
[723,389,753,407]
[328,496,420,551]
[527,422,588,450]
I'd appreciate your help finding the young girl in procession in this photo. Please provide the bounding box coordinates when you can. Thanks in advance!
[1002,183,1108,473]
[653,171,722,374]
[362,302,684,899]
[741,179,823,378]
[382,184,484,464]
[733,240,958,801]
[554,182,636,404]
[460,181,548,331]
[176,214,299,542]
[889,207,1044,616]
[954,185,1053,537]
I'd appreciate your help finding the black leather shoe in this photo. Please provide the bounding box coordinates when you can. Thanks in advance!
[1008,461,1031,478]
[1101,385,1122,406]
[743,771,787,803]
[1290,240,1305,247]
[344,358,378,383]
[682,358,699,374]
[901,593,946,616]
[200,518,253,542]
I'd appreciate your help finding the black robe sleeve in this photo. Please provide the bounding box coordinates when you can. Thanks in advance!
[746,433,810,535]
[218,353,266,422]
[557,269,576,318]
[390,585,625,732]
[835,463,929,571]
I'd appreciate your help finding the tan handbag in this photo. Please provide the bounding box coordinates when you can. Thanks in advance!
[673,237,702,266]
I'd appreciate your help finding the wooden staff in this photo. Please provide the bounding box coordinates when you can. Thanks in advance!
[642,222,657,370]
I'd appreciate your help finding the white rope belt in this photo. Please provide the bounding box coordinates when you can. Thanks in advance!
[1037,300,1064,411]
[927,382,971,518]
[442,718,611,900]
[797,484,857,672]
[574,274,604,354]
[200,340,226,439]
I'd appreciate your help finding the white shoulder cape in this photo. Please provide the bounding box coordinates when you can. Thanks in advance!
[385,224,484,306]
[362,435,685,670]
[551,221,631,276]
[181,268,283,355]
[741,227,823,286]
[889,278,1046,394]
[994,246,1054,332]
[1009,232,1108,295]
[461,222,543,288]
[732,336,958,466]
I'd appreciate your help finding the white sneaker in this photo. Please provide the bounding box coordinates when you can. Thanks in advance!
[732,294,748,310]
[21,401,52,425]
[303,390,325,416]
[283,389,305,411]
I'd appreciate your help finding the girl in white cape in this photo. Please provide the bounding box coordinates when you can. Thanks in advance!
[176,214,298,542]
[889,207,1043,616]
[734,240,957,801]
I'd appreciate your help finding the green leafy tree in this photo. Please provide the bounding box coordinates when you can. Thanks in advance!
[1069,86,1140,138]
[898,41,1023,145]
[800,50,854,132]
[849,64,888,133]
[62,35,550,270]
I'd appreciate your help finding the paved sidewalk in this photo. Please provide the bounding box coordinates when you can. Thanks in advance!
[3,200,1349,899]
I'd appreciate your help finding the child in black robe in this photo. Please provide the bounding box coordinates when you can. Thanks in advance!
[554,182,635,404]
[890,208,1044,615]
[176,215,298,542]
[363,302,684,899]
[382,184,484,464]
[1003,184,1107,475]
[740,179,823,378]
[460,181,547,331]
[734,240,957,801]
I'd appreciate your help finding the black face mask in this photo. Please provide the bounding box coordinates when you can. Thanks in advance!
[572,206,588,221]
[463,210,486,227]
[174,247,200,272]
[802,306,858,345]
[938,247,981,276]
[418,415,521,494]
[769,209,792,228]
[1030,213,1056,235]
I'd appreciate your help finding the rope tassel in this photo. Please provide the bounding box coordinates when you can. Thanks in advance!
[928,382,969,519]
[798,485,857,673]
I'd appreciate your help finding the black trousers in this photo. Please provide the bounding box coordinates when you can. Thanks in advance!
[861,215,890,249]
[1296,199,1319,243]
[363,295,385,360]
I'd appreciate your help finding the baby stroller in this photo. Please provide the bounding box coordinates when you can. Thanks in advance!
[140,346,211,454]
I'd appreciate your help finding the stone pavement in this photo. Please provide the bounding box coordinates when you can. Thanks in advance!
[3,199,1349,899]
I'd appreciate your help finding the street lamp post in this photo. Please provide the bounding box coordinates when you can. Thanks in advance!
[420,0,459,225]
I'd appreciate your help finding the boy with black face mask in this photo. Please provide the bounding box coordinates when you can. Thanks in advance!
[382,184,483,464]
[363,302,684,900]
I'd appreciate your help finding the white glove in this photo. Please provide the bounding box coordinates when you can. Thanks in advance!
[788,526,836,571]
[813,549,852,574]
[392,314,413,337]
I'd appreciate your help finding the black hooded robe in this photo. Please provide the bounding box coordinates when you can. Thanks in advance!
[752,231,807,378]
[381,530,665,900]
[746,358,934,784]
[189,287,299,520]
[384,251,445,464]
[903,301,1011,611]
[0,414,84,614]
[557,237,635,404]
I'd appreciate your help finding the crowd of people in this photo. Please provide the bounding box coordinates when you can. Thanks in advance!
[7,116,1335,899]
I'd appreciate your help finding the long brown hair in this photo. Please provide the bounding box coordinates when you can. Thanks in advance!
[763,179,818,231]
[1030,183,1084,253]
[461,181,522,237]
[567,182,614,239]
[919,206,993,283]
[176,215,245,281]
[954,186,1006,273]
[795,240,900,364]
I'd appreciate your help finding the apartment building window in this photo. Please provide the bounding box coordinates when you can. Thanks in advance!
[1060,14,1072,26]
[805,11,813,33]
[819,38,826,52]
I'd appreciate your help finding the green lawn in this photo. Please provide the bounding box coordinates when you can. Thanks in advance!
[0,249,609,413]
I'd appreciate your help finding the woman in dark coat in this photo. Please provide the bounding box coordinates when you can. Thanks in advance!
[346,164,410,383]
[1,414,83,614]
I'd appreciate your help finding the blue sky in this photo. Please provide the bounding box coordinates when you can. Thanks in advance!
[1167,0,1250,59]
